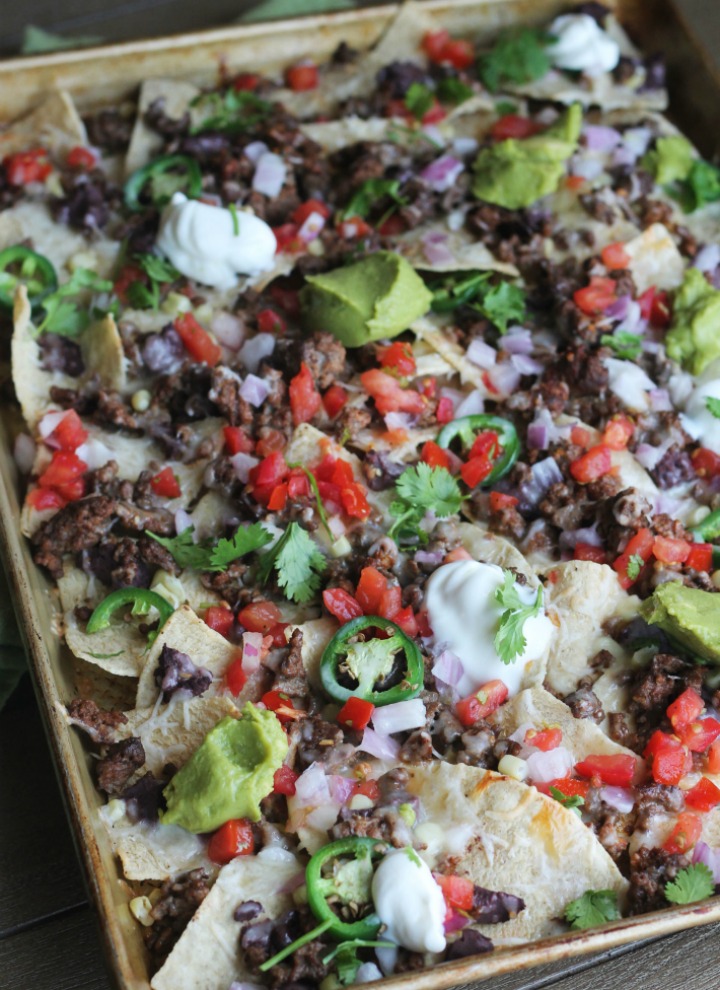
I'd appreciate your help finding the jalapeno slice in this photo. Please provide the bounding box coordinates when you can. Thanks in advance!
[86,588,174,634]
[306,837,384,940]
[0,246,57,311]
[124,154,203,212]
[320,615,424,706]
[693,508,720,544]
[437,413,520,486]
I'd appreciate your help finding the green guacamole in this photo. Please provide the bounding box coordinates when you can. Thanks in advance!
[665,267,720,375]
[471,103,582,210]
[161,703,288,833]
[640,581,720,664]
[300,250,433,348]
[640,136,694,186]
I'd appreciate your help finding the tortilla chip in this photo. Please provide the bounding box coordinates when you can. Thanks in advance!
[99,802,211,882]
[65,605,150,678]
[412,316,487,390]
[125,78,200,177]
[82,313,127,392]
[445,520,542,588]
[0,90,87,157]
[300,115,409,152]
[406,762,628,944]
[397,224,519,276]
[623,223,686,293]
[151,852,302,990]
[288,614,338,690]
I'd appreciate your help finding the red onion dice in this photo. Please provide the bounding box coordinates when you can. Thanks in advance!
[359,727,401,761]
[252,152,287,198]
[466,338,496,368]
[420,154,464,192]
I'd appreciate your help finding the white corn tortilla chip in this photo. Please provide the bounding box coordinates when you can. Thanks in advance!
[100,805,211,882]
[151,853,303,990]
[0,90,87,157]
[0,200,119,275]
[397,223,520,276]
[125,78,200,177]
[412,315,487,390]
[623,223,686,293]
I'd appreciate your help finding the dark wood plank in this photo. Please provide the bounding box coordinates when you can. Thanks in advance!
[0,678,88,936]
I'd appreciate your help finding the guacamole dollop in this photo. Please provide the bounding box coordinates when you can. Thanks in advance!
[640,135,694,186]
[471,103,582,210]
[665,267,720,375]
[161,703,288,833]
[640,581,720,664]
[300,250,433,348]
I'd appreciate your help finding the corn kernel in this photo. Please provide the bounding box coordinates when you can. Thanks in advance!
[497,754,528,782]
[69,250,98,272]
[161,291,192,316]
[131,389,151,412]
[349,793,374,811]
[129,895,155,926]
[330,536,352,558]
[689,505,711,526]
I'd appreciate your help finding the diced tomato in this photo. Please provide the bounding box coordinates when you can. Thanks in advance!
[38,450,87,489]
[233,72,260,91]
[490,114,543,141]
[262,689,300,723]
[439,38,474,69]
[708,739,720,774]
[638,286,655,320]
[3,147,52,185]
[461,454,493,488]
[289,362,322,426]
[569,444,613,484]
[525,727,562,751]
[379,341,416,377]
[66,145,97,170]
[421,441,451,471]
[421,100,447,125]
[456,680,508,727]
[338,215,373,239]
[287,469,310,499]
[685,776,720,812]
[354,779,380,802]
[444,546,473,563]
[112,263,145,305]
[686,543,713,573]
[223,425,254,455]
[377,214,406,237]
[322,384,348,419]
[337,696,375,732]
[331,459,354,488]
[292,199,331,225]
[680,718,720,754]
[341,482,370,519]
[239,600,282,634]
[150,466,181,499]
[47,409,88,452]
[663,812,702,855]
[250,451,288,503]
[650,290,671,329]
[269,622,289,648]
[434,873,474,911]
[257,308,287,334]
[355,566,388,615]
[469,431,499,460]
[285,62,319,91]
[255,430,286,458]
[436,396,455,424]
[691,447,720,479]
[574,543,607,564]
[207,818,254,865]
[540,776,590,799]
[360,369,424,416]
[226,654,247,694]
[272,223,302,254]
[267,482,288,511]
[652,535,691,565]
[489,491,519,512]
[574,753,637,787]
[613,526,654,589]
[570,425,592,448]
[392,606,419,638]
[54,478,86,502]
[25,487,66,511]
[174,313,221,366]
[573,276,618,316]
[601,241,630,270]
[422,29,451,61]
[273,765,299,796]
[565,174,586,191]
[602,415,634,451]
[378,585,402,620]
[205,606,234,639]
[416,610,432,638]
[268,283,300,316]
[644,730,691,785]
[323,588,364,623]
[667,687,704,733]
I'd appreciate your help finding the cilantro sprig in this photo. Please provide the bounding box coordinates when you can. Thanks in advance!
[190,88,271,134]
[322,939,395,986]
[600,331,643,361]
[429,270,525,333]
[564,889,621,930]
[665,864,715,905]
[35,268,113,336]
[340,179,407,222]
[147,523,272,573]
[477,28,552,93]
[257,521,327,603]
[436,77,473,106]
[388,463,464,545]
[126,253,180,310]
[494,569,544,664]
[626,554,644,582]
[404,82,435,120]
[549,785,585,818]
[705,396,720,420]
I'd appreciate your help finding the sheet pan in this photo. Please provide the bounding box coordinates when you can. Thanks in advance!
[1,2,720,987]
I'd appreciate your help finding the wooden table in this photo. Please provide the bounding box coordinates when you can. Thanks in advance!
[3,1,720,988]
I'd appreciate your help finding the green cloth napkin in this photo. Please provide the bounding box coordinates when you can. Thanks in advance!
[0,562,26,710]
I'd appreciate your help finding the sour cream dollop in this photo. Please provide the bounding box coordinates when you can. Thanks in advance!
[156,192,276,289]
[424,560,553,697]
[683,358,720,455]
[546,14,620,77]
[371,849,446,954]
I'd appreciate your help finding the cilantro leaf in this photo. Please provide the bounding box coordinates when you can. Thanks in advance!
[125,253,181,310]
[436,77,473,106]
[209,522,274,570]
[135,253,180,283]
[683,159,720,212]
[257,522,327,603]
[601,331,643,361]
[404,82,434,120]
[494,569,544,664]
[191,89,271,134]
[564,889,621,930]
[388,463,464,545]
[549,785,585,817]
[665,864,715,905]
[146,527,213,570]
[706,396,720,419]
[341,179,407,221]
[322,939,395,986]
[36,268,113,337]
[474,279,525,334]
[478,28,552,93]
[626,554,644,581]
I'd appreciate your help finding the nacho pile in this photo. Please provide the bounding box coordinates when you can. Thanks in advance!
[4,2,720,987]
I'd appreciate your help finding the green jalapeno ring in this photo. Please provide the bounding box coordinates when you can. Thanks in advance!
[0,246,58,312]
[437,413,520,486]
[124,154,203,212]
[320,615,424,706]
[692,507,720,544]
[86,588,174,635]
[306,837,384,941]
